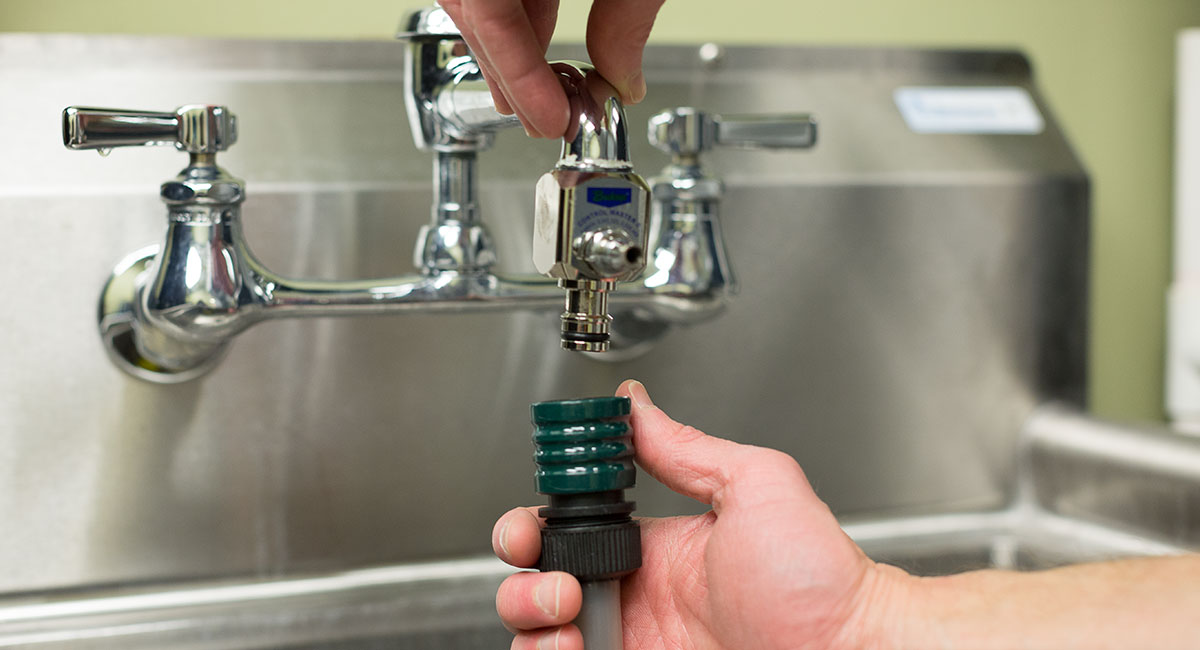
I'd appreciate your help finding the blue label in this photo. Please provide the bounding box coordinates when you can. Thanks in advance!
[587,187,632,207]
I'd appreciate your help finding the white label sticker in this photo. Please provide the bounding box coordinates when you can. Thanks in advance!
[894,87,1044,134]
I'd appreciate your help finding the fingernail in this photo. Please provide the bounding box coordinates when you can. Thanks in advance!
[626,71,646,103]
[533,574,561,618]
[628,380,654,409]
[537,628,562,650]
[496,518,512,560]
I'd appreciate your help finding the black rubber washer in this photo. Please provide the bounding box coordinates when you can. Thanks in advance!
[538,501,635,520]
[560,330,609,343]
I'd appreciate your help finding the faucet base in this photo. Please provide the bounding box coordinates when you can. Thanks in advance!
[98,246,229,384]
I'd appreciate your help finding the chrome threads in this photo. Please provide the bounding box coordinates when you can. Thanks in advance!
[560,279,616,352]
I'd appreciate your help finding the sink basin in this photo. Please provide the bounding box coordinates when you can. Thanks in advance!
[852,509,1181,576]
[0,557,513,649]
[0,516,1177,649]
[3,406,1195,649]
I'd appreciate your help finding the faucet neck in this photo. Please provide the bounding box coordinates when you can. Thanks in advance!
[416,151,496,274]
[433,150,479,224]
[551,61,632,170]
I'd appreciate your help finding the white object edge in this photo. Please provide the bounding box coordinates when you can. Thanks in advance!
[1167,29,1200,432]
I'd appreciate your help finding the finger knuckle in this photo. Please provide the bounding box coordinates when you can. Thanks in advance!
[670,423,706,443]
[745,447,806,481]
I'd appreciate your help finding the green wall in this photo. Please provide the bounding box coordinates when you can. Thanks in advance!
[5,1,1199,422]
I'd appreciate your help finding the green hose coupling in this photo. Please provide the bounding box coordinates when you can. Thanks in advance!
[532,396,635,495]
[531,396,642,582]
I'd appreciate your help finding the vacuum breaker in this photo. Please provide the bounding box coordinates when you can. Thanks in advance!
[533,62,651,352]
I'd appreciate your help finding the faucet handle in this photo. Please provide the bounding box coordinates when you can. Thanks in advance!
[648,107,816,156]
[63,105,237,154]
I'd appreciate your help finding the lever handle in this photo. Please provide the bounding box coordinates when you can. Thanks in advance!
[648,107,816,156]
[63,105,237,154]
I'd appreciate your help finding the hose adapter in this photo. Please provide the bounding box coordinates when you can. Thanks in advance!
[531,397,641,582]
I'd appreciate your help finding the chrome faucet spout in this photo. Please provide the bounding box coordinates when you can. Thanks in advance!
[551,61,631,167]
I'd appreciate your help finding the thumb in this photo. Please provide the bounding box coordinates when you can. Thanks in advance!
[617,380,808,513]
[585,0,665,104]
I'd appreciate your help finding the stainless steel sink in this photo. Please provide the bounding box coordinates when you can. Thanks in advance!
[0,33,1090,598]
[854,406,1199,575]
[3,406,1195,649]
[2,33,1193,650]
[0,556,512,649]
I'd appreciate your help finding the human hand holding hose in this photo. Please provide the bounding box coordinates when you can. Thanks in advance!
[493,380,1200,649]
[493,379,900,649]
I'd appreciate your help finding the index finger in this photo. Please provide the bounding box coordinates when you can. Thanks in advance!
[461,0,568,137]
[586,0,664,103]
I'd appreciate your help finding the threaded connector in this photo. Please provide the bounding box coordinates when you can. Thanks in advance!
[559,279,616,353]
[532,396,634,493]
[531,397,641,581]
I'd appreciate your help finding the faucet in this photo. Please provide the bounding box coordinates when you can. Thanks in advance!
[603,107,818,353]
[62,7,816,383]
[400,5,651,351]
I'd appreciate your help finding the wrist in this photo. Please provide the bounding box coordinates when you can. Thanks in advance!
[832,561,924,650]
[892,568,1011,650]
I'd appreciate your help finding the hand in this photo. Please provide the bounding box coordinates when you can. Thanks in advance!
[440,0,665,139]
[492,379,910,650]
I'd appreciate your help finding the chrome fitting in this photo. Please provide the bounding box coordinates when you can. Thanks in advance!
[560,279,616,352]
[573,229,643,278]
[534,167,650,351]
[531,63,651,352]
